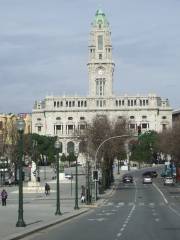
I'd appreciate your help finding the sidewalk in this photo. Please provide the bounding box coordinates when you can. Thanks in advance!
[0,167,122,240]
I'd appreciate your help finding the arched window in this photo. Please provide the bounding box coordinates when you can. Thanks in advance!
[130,116,135,119]
[56,117,61,120]
[68,117,73,120]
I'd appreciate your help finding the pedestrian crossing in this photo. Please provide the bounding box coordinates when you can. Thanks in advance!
[102,201,166,207]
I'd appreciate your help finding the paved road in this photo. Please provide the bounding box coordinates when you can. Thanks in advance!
[23,168,180,240]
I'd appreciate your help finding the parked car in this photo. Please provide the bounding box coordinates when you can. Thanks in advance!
[143,171,158,178]
[164,176,174,186]
[122,174,133,183]
[143,175,152,184]
[65,173,73,180]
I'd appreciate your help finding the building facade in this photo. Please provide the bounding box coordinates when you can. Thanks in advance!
[172,109,180,123]
[0,113,32,155]
[32,10,172,154]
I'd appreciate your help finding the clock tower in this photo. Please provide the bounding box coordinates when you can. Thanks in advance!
[87,10,115,97]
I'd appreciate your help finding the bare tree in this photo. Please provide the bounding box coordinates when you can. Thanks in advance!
[78,115,128,189]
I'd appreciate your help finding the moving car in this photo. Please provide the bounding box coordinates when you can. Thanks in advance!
[164,176,174,186]
[143,171,158,178]
[143,175,152,184]
[122,174,133,183]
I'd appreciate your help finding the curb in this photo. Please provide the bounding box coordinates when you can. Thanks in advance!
[4,208,89,240]
[4,174,120,240]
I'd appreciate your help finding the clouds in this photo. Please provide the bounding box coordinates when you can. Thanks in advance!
[0,0,180,113]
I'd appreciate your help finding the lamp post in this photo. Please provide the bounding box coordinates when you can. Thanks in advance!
[94,134,131,201]
[54,139,61,215]
[16,118,26,227]
[117,159,120,174]
[74,150,79,210]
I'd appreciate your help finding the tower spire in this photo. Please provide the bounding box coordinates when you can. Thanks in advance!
[87,10,115,97]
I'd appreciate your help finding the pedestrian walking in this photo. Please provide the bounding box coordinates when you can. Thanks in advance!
[81,185,85,203]
[1,189,8,206]
[81,192,85,203]
[45,183,50,196]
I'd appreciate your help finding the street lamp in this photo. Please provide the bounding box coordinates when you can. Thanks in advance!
[94,134,131,201]
[74,150,79,210]
[54,139,61,215]
[16,118,26,227]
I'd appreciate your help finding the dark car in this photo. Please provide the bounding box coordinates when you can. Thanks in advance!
[143,171,158,178]
[122,174,133,183]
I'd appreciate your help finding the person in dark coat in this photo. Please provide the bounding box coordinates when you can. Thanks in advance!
[45,183,50,195]
[1,189,8,206]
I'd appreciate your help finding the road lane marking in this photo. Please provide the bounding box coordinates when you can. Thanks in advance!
[149,202,155,206]
[155,218,160,222]
[169,205,180,217]
[153,183,168,204]
[128,202,135,206]
[115,204,136,239]
[152,212,158,216]
[117,232,122,237]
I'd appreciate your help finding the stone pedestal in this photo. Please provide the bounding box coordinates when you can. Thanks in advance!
[59,172,66,180]
[27,181,40,187]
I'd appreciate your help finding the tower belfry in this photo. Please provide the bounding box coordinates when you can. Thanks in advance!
[88,9,115,97]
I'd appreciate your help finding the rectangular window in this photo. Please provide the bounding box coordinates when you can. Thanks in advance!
[129,124,135,129]
[80,125,85,130]
[142,123,147,129]
[56,125,61,130]
[98,35,103,50]
[162,124,167,131]
[68,125,73,130]
[37,126,41,132]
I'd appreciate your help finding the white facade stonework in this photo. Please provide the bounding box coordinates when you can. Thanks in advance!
[32,10,172,154]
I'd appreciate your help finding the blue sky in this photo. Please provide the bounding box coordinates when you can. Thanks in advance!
[0,0,180,113]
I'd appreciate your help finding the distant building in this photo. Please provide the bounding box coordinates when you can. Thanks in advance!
[0,113,17,155]
[172,109,180,123]
[17,113,32,135]
[0,113,32,155]
[32,10,172,154]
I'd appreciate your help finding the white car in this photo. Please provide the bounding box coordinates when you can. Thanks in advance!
[164,176,174,186]
[143,175,152,184]
[65,173,73,180]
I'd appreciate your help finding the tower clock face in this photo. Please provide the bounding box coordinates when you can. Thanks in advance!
[98,68,104,75]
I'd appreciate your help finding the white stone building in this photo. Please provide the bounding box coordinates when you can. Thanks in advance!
[32,10,172,154]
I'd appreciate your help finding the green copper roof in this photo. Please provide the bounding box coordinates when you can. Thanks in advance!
[93,9,109,27]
